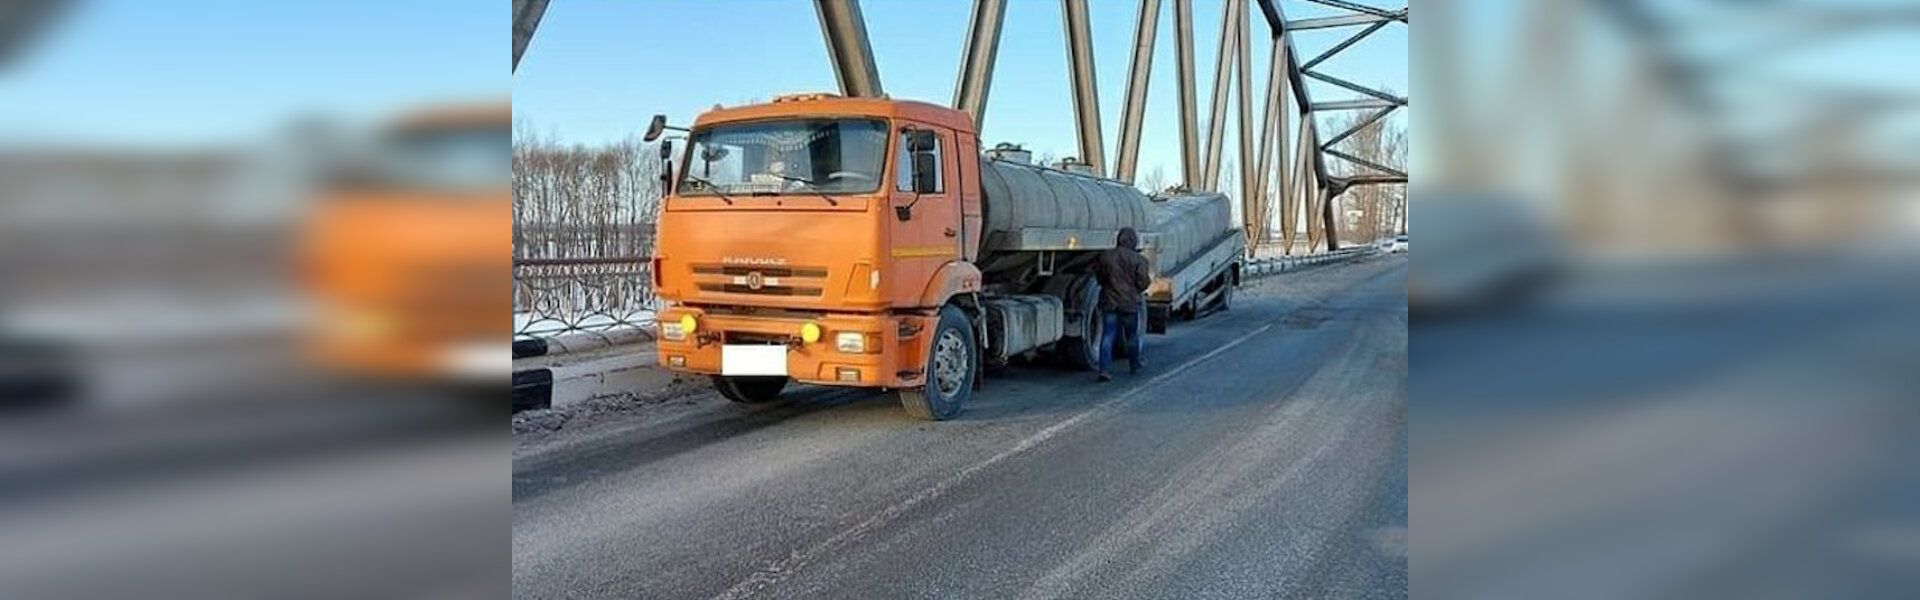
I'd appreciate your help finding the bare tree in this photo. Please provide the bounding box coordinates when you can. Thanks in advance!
[1139,165,1169,194]
[1328,109,1407,242]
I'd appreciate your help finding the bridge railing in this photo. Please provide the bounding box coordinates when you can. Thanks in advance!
[512,256,655,340]
[1244,245,1377,278]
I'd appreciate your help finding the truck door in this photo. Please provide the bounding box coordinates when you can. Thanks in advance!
[886,127,960,306]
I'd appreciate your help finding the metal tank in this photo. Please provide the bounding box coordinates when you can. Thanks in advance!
[1143,191,1237,276]
[975,156,1150,254]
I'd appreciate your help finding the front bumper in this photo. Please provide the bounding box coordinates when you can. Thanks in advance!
[655,309,936,389]
[307,305,505,382]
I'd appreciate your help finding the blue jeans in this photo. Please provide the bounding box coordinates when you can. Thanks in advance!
[1099,310,1143,374]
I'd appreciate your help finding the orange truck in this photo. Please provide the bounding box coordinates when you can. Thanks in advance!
[299,103,510,385]
[651,94,1242,419]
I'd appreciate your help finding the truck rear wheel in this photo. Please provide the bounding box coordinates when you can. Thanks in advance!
[1056,276,1104,371]
[1147,304,1170,334]
[897,305,976,420]
[712,375,788,404]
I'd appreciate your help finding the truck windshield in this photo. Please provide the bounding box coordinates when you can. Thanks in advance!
[355,125,508,191]
[678,118,887,197]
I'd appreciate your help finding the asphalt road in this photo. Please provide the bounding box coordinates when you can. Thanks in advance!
[513,255,1409,600]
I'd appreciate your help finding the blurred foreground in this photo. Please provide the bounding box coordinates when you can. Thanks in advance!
[0,2,505,598]
[1414,1,1920,598]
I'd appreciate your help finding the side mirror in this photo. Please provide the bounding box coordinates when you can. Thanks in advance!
[911,152,938,194]
[643,114,668,142]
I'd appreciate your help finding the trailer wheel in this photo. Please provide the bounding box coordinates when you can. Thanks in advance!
[1216,280,1235,311]
[1056,276,1104,371]
[712,375,788,404]
[896,305,975,420]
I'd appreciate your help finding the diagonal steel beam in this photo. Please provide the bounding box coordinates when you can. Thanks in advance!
[1062,0,1106,175]
[1252,0,1312,113]
[1325,147,1406,178]
[1114,0,1163,183]
[1202,0,1245,190]
[1300,19,1389,71]
[1320,106,1396,150]
[1287,11,1404,31]
[512,0,551,73]
[814,0,885,97]
[1175,0,1202,187]
[1236,0,1256,218]
[1252,31,1289,241]
[1304,69,1404,104]
[952,0,1007,129]
[1314,98,1398,111]
[1302,0,1399,19]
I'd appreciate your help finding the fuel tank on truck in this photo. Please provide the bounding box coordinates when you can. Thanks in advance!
[975,156,1150,254]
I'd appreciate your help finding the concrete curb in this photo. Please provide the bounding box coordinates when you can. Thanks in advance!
[513,338,677,413]
[513,326,654,360]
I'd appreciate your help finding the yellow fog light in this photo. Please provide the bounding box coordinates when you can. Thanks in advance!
[680,314,698,334]
[800,322,823,344]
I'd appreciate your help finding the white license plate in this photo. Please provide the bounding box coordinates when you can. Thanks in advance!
[722,345,788,376]
[442,343,510,380]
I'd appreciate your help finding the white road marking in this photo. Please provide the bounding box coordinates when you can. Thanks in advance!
[710,323,1279,600]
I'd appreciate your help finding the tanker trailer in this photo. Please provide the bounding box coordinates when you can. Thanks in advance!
[967,155,1151,371]
[1140,191,1245,333]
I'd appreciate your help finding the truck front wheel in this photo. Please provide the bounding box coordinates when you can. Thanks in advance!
[896,305,976,420]
[712,375,788,404]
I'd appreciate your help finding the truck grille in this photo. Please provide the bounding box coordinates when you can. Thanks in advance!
[691,263,829,298]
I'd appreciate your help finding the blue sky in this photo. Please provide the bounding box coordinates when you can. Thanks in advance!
[0,0,503,147]
[512,0,1408,186]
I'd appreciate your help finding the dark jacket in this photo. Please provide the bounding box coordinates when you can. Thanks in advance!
[1094,227,1152,313]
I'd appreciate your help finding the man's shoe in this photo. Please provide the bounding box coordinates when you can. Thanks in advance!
[1096,372,1113,383]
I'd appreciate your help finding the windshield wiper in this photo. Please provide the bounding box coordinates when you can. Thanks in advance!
[771,174,839,206]
[683,175,735,205]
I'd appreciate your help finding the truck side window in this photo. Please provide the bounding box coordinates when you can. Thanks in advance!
[896,131,944,193]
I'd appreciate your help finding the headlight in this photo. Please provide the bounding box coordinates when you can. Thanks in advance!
[834,332,866,353]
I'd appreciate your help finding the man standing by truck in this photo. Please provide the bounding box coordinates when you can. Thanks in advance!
[1095,227,1152,382]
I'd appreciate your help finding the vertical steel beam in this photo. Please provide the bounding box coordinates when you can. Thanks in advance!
[814,0,885,97]
[1113,0,1163,183]
[1304,120,1323,251]
[1284,115,1310,254]
[1174,0,1201,187]
[1234,2,1256,236]
[1201,0,1244,190]
[1061,0,1106,176]
[953,0,1007,129]
[1322,184,1341,250]
[1253,33,1289,252]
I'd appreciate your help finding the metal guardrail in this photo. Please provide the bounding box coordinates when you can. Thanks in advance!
[512,256,656,340]
[1242,246,1377,278]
